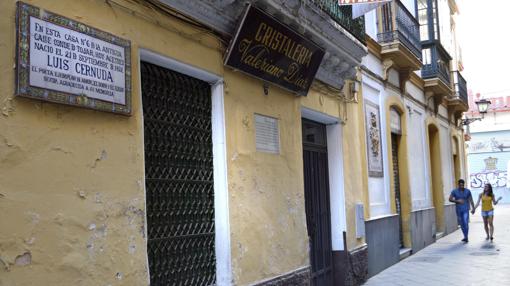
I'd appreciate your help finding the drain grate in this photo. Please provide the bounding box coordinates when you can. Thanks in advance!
[408,256,443,263]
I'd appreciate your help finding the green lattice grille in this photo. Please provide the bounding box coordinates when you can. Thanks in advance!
[141,61,215,286]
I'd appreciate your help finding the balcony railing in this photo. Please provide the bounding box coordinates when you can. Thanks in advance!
[453,71,468,104]
[421,42,451,85]
[309,0,366,44]
[377,0,422,60]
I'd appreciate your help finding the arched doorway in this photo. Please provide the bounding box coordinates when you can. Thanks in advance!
[428,123,444,234]
[386,100,411,251]
[366,98,413,277]
[390,108,404,248]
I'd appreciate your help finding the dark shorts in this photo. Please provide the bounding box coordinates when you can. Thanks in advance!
[482,210,494,217]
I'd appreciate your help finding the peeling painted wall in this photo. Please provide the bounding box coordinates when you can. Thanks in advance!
[0,1,370,285]
[226,74,370,285]
[0,0,223,284]
[225,71,310,285]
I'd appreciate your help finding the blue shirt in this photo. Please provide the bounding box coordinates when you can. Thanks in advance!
[450,188,472,212]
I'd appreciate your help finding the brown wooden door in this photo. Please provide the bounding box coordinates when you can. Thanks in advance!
[302,119,333,286]
[391,133,404,248]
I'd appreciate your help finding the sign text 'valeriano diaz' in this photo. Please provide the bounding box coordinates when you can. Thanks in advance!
[225,5,325,96]
[16,2,132,115]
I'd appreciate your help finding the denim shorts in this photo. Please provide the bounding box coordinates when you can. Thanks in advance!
[482,210,494,217]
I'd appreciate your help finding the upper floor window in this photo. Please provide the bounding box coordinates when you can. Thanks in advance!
[417,0,439,41]
[422,48,431,65]
[432,0,439,40]
[417,0,429,41]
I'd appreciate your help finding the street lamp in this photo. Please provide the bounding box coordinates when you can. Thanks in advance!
[461,99,491,126]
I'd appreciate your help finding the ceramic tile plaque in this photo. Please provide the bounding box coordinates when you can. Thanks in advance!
[16,2,132,115]
[364,101,383,177]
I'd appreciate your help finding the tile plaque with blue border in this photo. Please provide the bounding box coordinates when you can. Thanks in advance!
[16,2,132,115]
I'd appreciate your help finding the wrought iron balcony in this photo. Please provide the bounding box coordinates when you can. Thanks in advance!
[377,0,421,61]
[453,71,468,105]
[309,0,366,44]
[421,42,452,85]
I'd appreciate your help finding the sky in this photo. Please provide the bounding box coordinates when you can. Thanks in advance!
[457,0,510,98]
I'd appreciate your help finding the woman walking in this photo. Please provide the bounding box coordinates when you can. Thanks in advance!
[473,183,502,241]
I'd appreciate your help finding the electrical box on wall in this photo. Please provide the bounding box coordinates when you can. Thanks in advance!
[355,203,365,238]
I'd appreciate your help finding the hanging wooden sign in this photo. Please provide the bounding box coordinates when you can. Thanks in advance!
[225,5,325,96]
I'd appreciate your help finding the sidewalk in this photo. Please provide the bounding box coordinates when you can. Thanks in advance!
[364,204,510,286]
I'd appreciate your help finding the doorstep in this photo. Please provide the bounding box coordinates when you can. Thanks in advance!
[399,248,412,261]
[436,232,445,239]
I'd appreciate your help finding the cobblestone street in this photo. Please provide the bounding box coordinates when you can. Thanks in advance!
[364,204,510,286]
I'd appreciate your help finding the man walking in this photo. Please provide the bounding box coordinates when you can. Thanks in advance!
[449,179,475,242]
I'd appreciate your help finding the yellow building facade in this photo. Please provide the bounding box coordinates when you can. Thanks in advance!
[1,0,372,285]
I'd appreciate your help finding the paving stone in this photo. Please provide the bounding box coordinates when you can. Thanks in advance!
[364,204,510,286]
